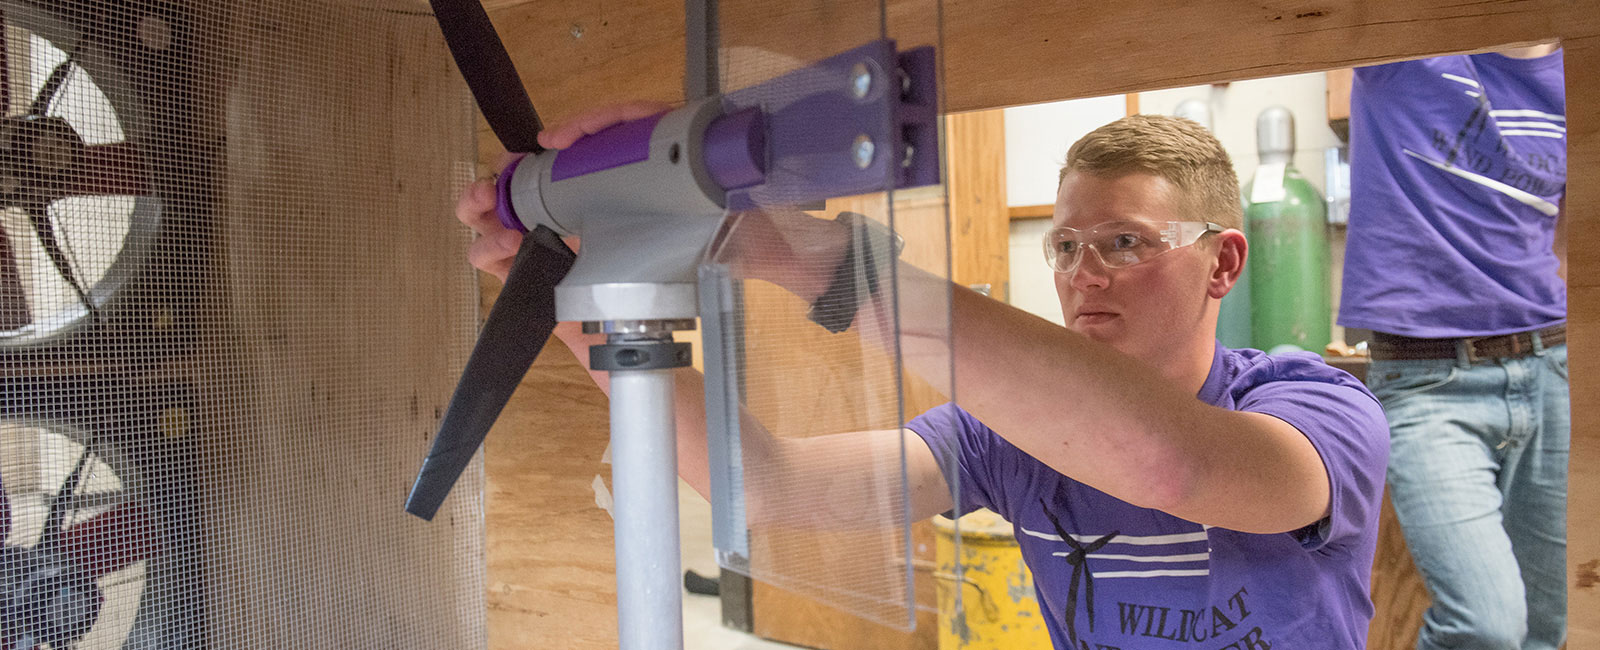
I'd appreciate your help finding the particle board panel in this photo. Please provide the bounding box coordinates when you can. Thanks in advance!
[1569,282,1598,650]
[484,338,619,650]
[1366,494,1428,650]
[1567,36,1599,650]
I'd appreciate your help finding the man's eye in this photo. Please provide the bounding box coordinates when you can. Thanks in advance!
[1056,240,1080,254]
[1109,234,1145,250]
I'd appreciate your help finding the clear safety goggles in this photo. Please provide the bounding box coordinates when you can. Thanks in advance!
[1042,220,1223,274]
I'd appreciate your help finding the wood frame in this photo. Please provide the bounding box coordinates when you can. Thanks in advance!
[477,1,1600,647]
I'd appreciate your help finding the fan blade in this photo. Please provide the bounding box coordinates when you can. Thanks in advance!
[406,226,574,520]
[62,143,149,197]
[0,224,30,329]
[62,504,159,578]
[24,204,93,314]
[428,0,543,153]
[38,449,90,552]
[27,58,72,117]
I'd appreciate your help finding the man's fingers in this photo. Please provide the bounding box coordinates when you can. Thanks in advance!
[468,228,523,273]
[456,178,502,235]
[537,101,673,150]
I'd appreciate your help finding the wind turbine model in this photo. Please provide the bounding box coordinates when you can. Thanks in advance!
[405,2,939,648]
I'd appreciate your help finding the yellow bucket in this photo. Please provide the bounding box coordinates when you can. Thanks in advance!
[933,508,1051,649]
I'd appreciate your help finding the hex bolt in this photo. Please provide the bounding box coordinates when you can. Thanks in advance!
[852,134,875,169]
[851,62,873,99]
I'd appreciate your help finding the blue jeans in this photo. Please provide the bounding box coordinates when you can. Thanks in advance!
[1367,343,1568,650]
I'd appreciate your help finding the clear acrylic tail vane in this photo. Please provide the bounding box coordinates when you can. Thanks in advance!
[407,0,940,647]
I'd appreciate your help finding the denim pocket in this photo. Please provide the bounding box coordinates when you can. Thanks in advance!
[1367,361,1458,401]
[1545,347,1569,381]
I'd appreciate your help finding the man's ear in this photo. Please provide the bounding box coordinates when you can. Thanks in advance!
[1207,229,1248,300]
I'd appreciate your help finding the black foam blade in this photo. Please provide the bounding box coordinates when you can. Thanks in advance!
[428,0,544,154]
[406,226,574,520]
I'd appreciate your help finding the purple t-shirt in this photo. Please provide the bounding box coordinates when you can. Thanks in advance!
[908,343,1387,650]
[1339,52,1566,338]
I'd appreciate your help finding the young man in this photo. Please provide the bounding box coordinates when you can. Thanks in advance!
[1342,45,1568,650]
[459,112,1388,649]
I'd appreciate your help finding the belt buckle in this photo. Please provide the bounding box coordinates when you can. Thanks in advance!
[1462,333,1527,363]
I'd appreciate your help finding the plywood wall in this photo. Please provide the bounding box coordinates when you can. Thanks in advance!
[476,2,1600,648]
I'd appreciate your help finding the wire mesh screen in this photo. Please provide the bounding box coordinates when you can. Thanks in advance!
[705,0,954,631]
[0,1,484,648]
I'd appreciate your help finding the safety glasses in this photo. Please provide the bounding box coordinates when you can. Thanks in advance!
[1042,220,1223,274]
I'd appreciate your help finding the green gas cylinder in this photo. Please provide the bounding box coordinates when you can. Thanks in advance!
[1243,106,1330,354]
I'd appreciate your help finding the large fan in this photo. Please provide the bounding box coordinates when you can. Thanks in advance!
[0,4,159,349]
[0,378,203,650]
[0,2,206,648]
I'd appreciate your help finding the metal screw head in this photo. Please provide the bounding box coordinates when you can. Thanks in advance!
[852,134,875,169]
[850,62,873,99]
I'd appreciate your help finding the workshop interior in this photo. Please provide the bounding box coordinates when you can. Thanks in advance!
[0,0,1591,649]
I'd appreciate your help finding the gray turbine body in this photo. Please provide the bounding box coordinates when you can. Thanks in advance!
[504,98,729,323]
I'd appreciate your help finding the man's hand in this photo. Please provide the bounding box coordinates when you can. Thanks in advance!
[456,101,675,282]
[455,162,521,283]
[713,208,852,303]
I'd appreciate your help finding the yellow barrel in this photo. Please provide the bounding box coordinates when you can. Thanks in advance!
[933,508,1051,649]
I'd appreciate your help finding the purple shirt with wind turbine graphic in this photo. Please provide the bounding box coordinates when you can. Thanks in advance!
[909,343,1388,650]
[1339,51,1567,338]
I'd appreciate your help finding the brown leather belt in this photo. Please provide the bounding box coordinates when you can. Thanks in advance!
[1369,325,1565,362]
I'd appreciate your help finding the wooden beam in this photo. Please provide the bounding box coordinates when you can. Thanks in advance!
[1326,67,1354,141]
[1008,204,1053,221]
[939,0,1589,111]
[946,110,1010,301]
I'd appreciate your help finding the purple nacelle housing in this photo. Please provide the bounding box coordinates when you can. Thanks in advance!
[495,153,529,233]
[491,39,936,231]
[704,107,767,192]
[494,106,767,233]
[549,112,667,182]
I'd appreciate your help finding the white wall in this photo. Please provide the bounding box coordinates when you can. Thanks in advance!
[1008,217,1065,325]
[1004,95,1127,208]
[1140,73,1339,194]
[1003,73,1349,343]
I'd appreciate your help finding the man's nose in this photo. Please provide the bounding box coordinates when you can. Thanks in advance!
[1068,245,1112,290]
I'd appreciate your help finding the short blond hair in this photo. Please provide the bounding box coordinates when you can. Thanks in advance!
[1059,114,1243,232]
